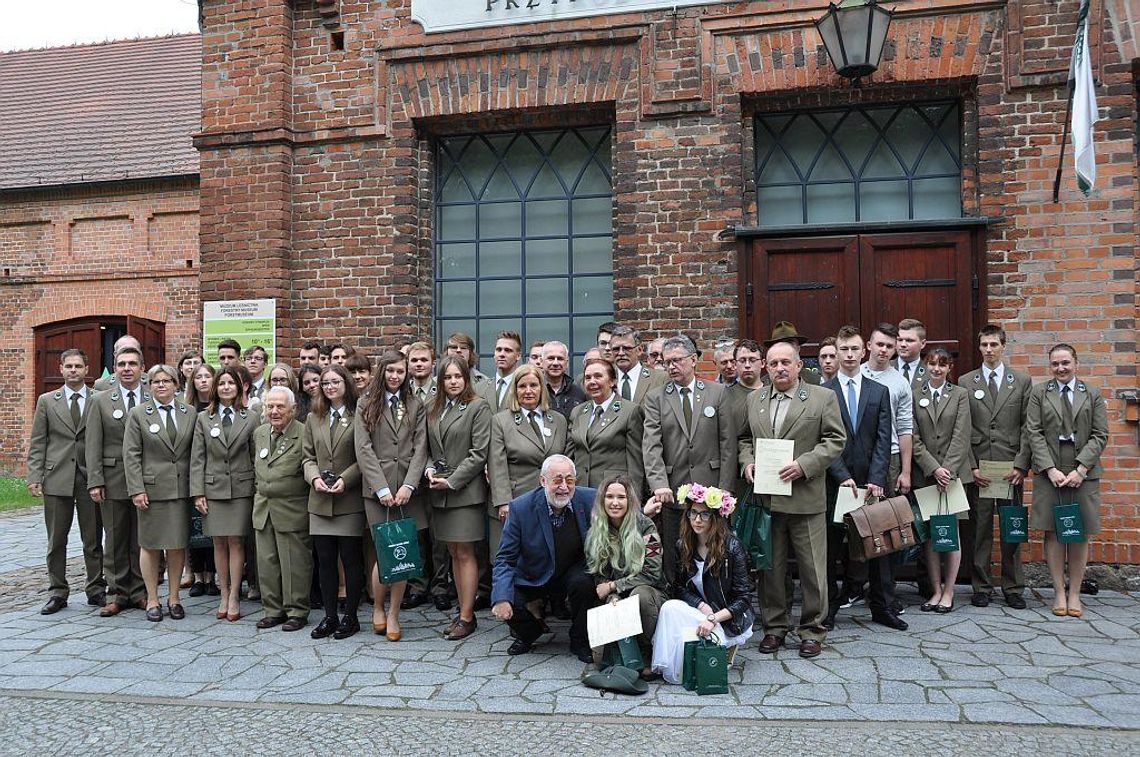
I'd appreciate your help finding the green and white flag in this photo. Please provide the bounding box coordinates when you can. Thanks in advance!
[1068,0,1099,195]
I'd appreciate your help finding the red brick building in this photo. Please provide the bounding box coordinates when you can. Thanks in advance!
[0,35,203,474]
[196,0,1138,563]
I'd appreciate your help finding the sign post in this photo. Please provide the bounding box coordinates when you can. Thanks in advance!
[203,299,277,368]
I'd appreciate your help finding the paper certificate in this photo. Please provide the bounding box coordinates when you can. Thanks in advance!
[977,460,1015,500]
[587,595,644,648]
[753,438,794,496]
[914,478,971,521]
[833,487,868,524]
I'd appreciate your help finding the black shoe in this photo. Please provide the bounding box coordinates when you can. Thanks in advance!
[205,582,221,597]
[145,605,163,622]
[890,599,906,615]
[401,592,429,610]
[473,595,492,611]
[188,581,207,598]
[333,615,360,640]
[839,589,866,609]
[282,616,307,632]
[40,596,67,615]
[871,610,908,631]
[86,592,106,607]
[310,615,339,639]
[507,638,534,656]
[166,603,186,620]
[256,615,287,629]
[433,595,453,612]
[570,643,593,664]
[1004,593,1027,610]
[822,612,837,631]
[971,593,991,608]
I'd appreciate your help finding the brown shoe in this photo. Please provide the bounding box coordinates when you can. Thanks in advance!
[100,602,126,618]
[443,617,477,640]
[757,634,784,654]
[799,639,823,658]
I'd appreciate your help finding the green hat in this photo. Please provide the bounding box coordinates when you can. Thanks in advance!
[581,665,649,696]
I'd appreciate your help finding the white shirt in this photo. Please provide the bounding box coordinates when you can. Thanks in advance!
[1057,379,1077,442]
[65,386,89,415]
[838,371,862,409]
[616,366,642,399]
[898,358,922,380]
[861,363,913,454]
[525,408,547,436]
[329,403,345,427]
[494,372,515,404]
[590,392,617,423]
[121,385,142,409]
[983,363,1005,388]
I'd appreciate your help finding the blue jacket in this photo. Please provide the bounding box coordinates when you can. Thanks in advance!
[823,375,892,489]
[491,485,596,605]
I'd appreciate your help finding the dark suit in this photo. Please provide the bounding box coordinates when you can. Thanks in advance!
[492,486,598,647]
[824,375,894,617]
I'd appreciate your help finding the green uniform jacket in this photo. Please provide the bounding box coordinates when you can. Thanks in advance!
[1026,379,1109,479]
[911,382,974,486]
[566,396,645,500]
[958,366,1033,473]
[427,396,492,509]
[738,380,847,515]
[355,394,429,497]
[85,386,151,499]
[27,387,92,497]
[302,408,364,517]
[189,405,259,500]
[642,379,737,498]
[253,420,309,532]
[123,399,197,499]
[588,512,667,594]
[487,408,568,509]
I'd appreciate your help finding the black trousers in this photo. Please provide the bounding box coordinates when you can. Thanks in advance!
[506,562,598,647]
[826,484,897,614]
[313,535,364,619]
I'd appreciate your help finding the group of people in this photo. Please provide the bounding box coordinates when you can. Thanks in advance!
[25,316,1108,683]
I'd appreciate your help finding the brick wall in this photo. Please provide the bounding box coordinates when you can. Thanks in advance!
[196,1,1137,562]
[0,178,201,475]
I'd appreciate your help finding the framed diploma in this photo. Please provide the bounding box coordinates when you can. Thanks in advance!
[753,438,794,496]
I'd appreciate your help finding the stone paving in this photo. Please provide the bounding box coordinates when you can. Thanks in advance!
[2,509,1139,742]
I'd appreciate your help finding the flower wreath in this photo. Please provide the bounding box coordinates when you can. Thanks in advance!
[676,483,737,518]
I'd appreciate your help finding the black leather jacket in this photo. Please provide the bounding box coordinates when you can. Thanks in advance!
[674,535,755,638]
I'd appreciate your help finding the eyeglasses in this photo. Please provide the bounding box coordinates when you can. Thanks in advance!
[150,378,175,386]
[245,355,266,363]
[663,357,693,367]
[648,351,663,359]
[687,509,713,522]
[611,344,635,353]
[736,356,760,364]
[270,377,292,386]
[547,475,577,486]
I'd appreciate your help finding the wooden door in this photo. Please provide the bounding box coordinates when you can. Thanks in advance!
[127,315,166,369]
[34,320,103,397]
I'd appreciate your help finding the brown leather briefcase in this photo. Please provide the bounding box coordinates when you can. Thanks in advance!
[844,495,918,562]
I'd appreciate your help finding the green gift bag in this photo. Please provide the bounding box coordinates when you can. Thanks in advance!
[1054,495,1085,544]
[682,633,729,695]
[752,505,773,572]
[999,486,1029,544]
[910,500,929,543]
[732,491,772,571]
[930,492,960,553]
[603,635,645,671]
[732,492,758,553]
[371,508,423,584]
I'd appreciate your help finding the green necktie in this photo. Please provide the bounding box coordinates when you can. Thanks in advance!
[621,374,632,401]
[69,393,81,427]
[222,408,233,442]
[529,411,544,447]
[1060,385,1075,438]
[988,372,999,400]
[680,387,692,429]
[162,405,177,443]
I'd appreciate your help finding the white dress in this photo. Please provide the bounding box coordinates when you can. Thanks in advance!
[650,559,754,684]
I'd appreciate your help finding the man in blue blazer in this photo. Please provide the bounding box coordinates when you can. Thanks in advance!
[492,454,598,662]
[823,326,906,631]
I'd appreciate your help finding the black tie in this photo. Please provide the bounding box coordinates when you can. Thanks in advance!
[590,405,604,429]
[932,390,940,409]
[441,401,453,421]
[222,408,233,442]
[331,409,341,428]
[496,378,507,407]
[69,393,81,427]
[902,363,911,382]
[529,412,544,447]
[988,372,999,400]
[1060,385,1075,438]
[127,391,136,411]
[621,374,632,401]
[680,387,692,429]
[162,405,177,443]
[389,396,400,424]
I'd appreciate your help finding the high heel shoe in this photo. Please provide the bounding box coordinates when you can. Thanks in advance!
[386,629,402,642]
[372,619,387,635]
[1067,607,1083,618]
[216,609,228,620]
[227,611,242,622]
[1052,606,1068,616]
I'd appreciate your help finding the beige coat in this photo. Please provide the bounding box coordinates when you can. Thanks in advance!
[27,387,92,497]
[566,396,644,499]
[302,408,364,517]
[252,420,310,532]
[427,396,492,509]
[738,380,846,515]
[85,386,151,499]
[615,364,667,406]
[488,407,568,508]
[911,381,974,486]
[642,379,737,498]
[123,398,197,500]
[189,405,259,500]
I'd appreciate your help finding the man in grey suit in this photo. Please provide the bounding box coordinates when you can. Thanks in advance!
[959,324,1033,609]
[642,335,737,580]
[92,335,149,392]
[27,348,105,614]
[896,318,928,390]
[610,326,667,406]
[87,346,149,616]
[477,331,521,413]
[404,341,448,610]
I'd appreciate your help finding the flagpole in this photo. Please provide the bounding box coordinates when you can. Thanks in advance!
[1052,82,1075,204]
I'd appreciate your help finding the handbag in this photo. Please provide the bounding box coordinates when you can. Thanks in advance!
[188,509,211,551]
[602,635,645,671]
[682,633,729,695]
[1054,493,1085,544]
[998,485,1029,544]
[930,492,961,553]
[843,494,917,562]
[371,506,424,584]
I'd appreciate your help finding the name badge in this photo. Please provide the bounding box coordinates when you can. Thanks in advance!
[210,427,222,438]
[918,398,930,408]
[148,423,161,433]
[259,449,269,459]
[113,409,124,420]
[974,390,986,400]
[703,406,716,418]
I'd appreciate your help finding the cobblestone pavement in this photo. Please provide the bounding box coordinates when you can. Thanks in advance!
[2,509,1139,746]
[1,693,1137,756]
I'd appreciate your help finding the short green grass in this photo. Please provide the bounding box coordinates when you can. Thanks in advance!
[0,477,42,512]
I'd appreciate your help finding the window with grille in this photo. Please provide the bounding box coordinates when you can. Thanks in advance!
[434,127,613,370]
[755,102,962,226]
